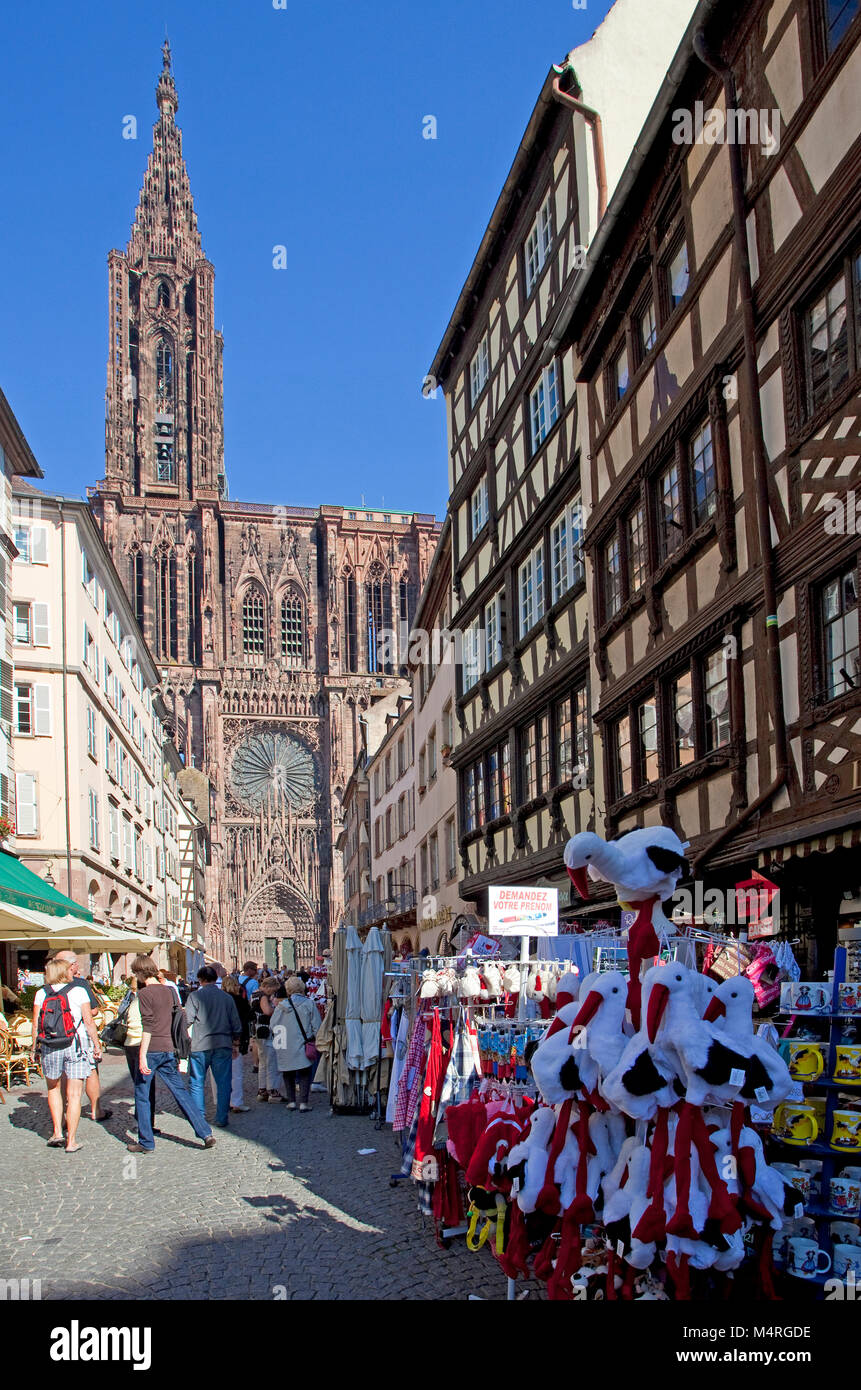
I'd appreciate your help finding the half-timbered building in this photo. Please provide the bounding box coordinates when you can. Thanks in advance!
[428,0,701,922]
[568,0,861,963]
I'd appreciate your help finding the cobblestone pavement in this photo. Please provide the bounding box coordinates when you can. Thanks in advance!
[0,1051,522,1301]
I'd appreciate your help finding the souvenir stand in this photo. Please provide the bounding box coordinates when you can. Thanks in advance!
[375,826,839,1301]
[316,923,391,1115]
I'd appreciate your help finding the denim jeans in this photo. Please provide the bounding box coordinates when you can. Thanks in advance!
[125,1044,156,1131]
[134,1051,211,1150]
[189,1047,233,1125]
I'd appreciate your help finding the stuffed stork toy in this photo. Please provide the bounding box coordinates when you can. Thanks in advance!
[564,827,689,1027]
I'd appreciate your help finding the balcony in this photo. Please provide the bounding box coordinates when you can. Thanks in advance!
[357,887,416,928]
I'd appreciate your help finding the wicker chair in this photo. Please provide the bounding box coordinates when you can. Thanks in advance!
[0,1031,39,1089]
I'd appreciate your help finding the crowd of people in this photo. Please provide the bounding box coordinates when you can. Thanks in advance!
[24,954,322,1156]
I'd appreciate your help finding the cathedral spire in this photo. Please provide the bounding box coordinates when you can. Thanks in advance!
[128,42,201,268]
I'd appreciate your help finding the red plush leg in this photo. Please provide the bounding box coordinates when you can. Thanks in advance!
[536,1099,574,1216]
[626,898,661,1030]
[547,1212,582,1301]
[533,1228,558,1282]
[666,1249,691,1301]
[731,1100,746,1174]
[666,1104,699,1240]
[568,1100,595,1224]
[633,1107,670,1243]
[606,1247,618,1301]
[758,1229,781,1302]
[498,1201,531,1281]
[621,1264,638,1301]
[691,1106,742,1235]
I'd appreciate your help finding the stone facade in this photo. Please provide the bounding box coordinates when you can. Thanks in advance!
[89,45,439,966]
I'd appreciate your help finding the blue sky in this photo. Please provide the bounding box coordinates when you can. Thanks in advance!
[0,0,614,518]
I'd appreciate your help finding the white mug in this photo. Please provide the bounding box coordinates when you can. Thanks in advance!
[775,1166,812,1202]
[830,1176,861,1215]
[831,1221,861,1245]
[787,1237,831,1279]
[842,1166,861,1182]
[799,1159,823,1195]
[833,1243,861,1278]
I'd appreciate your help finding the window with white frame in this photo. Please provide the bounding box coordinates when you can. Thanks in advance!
[550,495,585,603]
[519,542,545,637]
[14,526,48,565]
[122,815,134,871]
[525,192,554,296]
[429,832,439,891]
[109,803,120,862]
[86,704,98,758]
[471,477,489,540]
[14,683,50,736]
[88,789,100,851]
[529,361,560,452]
[15,772,37,835]
[485,592,503,670]
[470,334,490,406]
[446,817,457,880]
[463,614,482,693]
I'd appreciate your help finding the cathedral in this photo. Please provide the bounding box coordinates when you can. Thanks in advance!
[89,43,439,967]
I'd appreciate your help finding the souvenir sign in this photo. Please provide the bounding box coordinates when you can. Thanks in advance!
[488,886,559,938]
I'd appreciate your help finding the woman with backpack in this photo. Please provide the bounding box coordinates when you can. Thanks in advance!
[31,957,102,1152]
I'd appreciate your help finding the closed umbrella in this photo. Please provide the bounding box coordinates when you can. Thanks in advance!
[344,925,364,1073]
[359,925,385,1071]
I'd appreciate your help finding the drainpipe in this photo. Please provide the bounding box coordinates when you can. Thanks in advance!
[552,78,608,222]
[691,30,790,874]
[56,504,73,897]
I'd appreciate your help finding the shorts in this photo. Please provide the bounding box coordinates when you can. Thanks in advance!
[40,1045,94,1081]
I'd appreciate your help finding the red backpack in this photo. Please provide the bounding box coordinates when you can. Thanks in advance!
[37,983,78,1051]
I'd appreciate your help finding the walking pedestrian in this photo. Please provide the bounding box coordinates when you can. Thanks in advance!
[251,977,285,1101]
[237,960,260,1002]
[126,957,215,1154]
[186,966,242,1128]
[31,958,102,1152]
[222,975,252,1112]
[123,964,159,1141]
[271,976,319,1112]
[48,950,112,1124]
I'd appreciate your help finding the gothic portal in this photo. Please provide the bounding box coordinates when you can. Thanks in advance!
[90,44,439,966]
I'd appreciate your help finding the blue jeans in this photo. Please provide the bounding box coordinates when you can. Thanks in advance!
[135,1051,211,1150]
[189,1047,233,1125]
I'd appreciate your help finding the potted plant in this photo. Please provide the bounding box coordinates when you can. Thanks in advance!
[440,743,452,759]
[0,814,15,844]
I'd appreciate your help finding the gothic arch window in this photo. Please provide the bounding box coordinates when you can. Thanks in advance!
[343,572,358,672]
[242,587,266,658]
[281,589,304,667]
[155,340,174,403]
[366,563,392,674]
[154,547,178,661]
[187,550,199,665]
[156,281,171,310]
[129,550,144,626]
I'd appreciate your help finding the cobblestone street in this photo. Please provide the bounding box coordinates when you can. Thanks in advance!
[0,1051,512,1302]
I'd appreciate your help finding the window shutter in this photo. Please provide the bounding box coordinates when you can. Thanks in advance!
[109,804,120,861]
[31,528,48,564]
[145,842,153,885]
[0,553,6,614]
[15,772,37,835]
[33,685,51,736]
[0,660,12,725]
[33,603,50,646]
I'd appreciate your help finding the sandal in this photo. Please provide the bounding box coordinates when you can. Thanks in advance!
[65,1144,83,1153]
[47,1136,65,1147]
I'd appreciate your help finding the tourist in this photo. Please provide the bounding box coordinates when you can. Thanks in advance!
[222,974,252,1112]
[251,976,285,1101]
[123,965,159,1142]
[271,976,319,1112]
[186,965,242,1128]
[160,968,182,1002]
[49,950,112,1124]
[31,958,102,1152]
[126,957,215,1154]
[237,960,259,1002]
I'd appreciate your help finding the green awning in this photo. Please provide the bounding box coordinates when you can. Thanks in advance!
[0,849,94,922]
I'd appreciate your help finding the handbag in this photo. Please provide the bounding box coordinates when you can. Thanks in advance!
[288,995,319,1063]
[102,989,133,1048]
[170,996,192,1062]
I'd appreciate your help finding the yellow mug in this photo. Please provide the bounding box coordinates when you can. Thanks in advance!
[774,1103,819,1146]
[788,1042,825,1082]
[832,1110,861,1151]
[834,1047,861,1086]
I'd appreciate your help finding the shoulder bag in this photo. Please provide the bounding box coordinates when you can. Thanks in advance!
[288,996,319,1064]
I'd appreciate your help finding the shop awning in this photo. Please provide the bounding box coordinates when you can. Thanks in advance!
[756,823,861,870]
[0,901,160,952]
[0,849,94,921]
